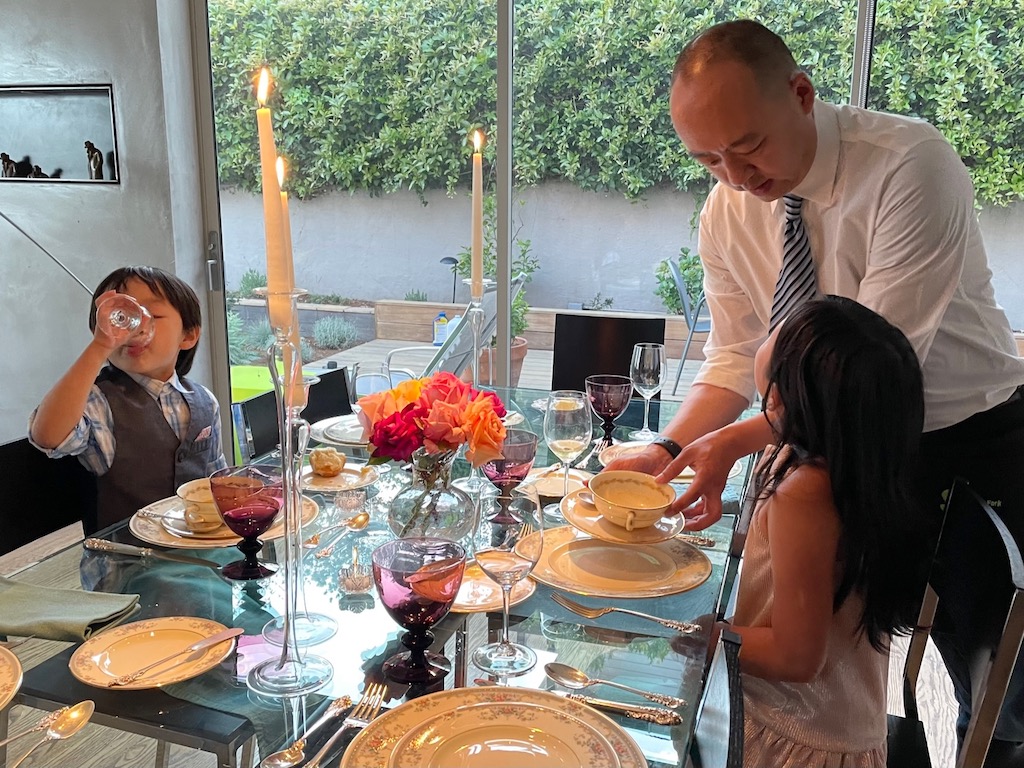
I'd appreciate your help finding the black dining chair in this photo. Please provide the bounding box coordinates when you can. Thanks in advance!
[550,313,666,430]
[0,437,96,548]
[669,258,711,396]
[887,478,1024,768]
[235,389,279,462]
[689,629,744,768]
[303,366,353,424]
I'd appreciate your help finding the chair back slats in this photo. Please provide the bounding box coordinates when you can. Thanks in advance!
[691,629,743,768]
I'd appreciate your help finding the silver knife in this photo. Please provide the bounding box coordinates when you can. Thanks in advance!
[84,538,223,572]
[473,680,682,725]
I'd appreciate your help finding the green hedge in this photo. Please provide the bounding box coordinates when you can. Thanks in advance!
[209,0,1023,205]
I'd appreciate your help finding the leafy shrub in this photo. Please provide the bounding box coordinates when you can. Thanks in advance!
[655,247,704,314]
[208,0,1022,205]
[226,310,250,365]
[237,269,267,297]
[404,290,429,302]
[313,316,358,349]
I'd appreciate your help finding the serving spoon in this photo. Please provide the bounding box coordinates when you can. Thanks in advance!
[545,662,686,708]
[10,700,95,767]
[302,512,370,549]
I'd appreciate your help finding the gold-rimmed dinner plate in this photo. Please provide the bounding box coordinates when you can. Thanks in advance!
[311,415,367,447]
[129,495,319,549]
[342,687,645,768]
[69,617,235,690]
[599,442,743,482]
[0,646,23,710]
[560,487,684,544]
[301,463,379,493]
[451,563,536,613]
[389,700,622,768]
[521,526,711,598]
[526,466,593,499]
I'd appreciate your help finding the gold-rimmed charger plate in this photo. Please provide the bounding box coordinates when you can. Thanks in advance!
[301,463,379,493]
[522,526,711,598]
[311,415,367,447]
[0,646,23,710]
[526,466,593,499]
[560,487,684,544]
[451,563,536,613]
[599,442,743,482]
[342,687,644,768]
[388,700,622,768]
[69,616,235,690]
[129,495,319,549]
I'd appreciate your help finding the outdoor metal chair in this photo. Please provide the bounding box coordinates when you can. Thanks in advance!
[888,478,1024,768]
[688,629,744,768]
[669,258,711,396]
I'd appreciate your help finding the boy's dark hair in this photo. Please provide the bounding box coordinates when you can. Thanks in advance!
[756,295,928,651]
[90,266,202,376]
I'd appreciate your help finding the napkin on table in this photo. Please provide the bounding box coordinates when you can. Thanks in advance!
[0,576,140,641]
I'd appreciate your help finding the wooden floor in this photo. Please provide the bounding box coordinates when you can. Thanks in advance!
[0,344,960,767]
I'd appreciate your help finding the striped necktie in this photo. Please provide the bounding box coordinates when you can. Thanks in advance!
[770,195,817,330]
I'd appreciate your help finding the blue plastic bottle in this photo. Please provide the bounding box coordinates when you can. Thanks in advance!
[432,312,448,346]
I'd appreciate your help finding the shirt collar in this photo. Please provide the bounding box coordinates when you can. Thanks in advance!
[790,100,840,206]
[127,370,188,399]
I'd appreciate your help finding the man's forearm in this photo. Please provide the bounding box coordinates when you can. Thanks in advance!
[659,383,750,450]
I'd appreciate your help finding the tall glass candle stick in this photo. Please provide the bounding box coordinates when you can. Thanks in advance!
[255,67,293,329]
[470,130,484,302]
[276,157,306,410]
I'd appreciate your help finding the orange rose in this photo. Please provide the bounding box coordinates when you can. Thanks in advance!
[356,389,395,439]
[422,399,468,454]
[463,394,506,467]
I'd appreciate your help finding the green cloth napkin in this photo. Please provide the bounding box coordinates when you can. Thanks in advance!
[0,577,140,641]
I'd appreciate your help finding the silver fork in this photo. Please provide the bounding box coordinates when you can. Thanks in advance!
[304,682,387,768]
[551,592,700,634]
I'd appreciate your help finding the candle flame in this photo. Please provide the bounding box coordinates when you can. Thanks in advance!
[472,130,483,152]
[276,156,286,188]
[256,67,271,107]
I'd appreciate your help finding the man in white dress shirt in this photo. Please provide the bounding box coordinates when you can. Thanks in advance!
[610,19,1024,760]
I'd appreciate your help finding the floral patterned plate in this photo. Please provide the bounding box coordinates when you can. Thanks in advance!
[451,563,536,613]
[69,616,235,690]
[598,442,743,482]
[311,415,367,447]
[301,463,379,493]
[389,700,620,768]
[0,646,23,710]
[342,687,645,768]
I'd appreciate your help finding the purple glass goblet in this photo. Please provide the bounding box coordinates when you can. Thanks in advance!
[585,374,634,446]
[481,429,539,524]
[210,465,284,580]
[372,537,467,684]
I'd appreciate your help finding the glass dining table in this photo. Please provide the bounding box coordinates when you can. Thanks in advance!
[2,386,756,768]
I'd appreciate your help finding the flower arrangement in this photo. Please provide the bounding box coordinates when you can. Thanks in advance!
[356,371,507,467]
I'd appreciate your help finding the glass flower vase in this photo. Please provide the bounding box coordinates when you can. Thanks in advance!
[388,449,475,541]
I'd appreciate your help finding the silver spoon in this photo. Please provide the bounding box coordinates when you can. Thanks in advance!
[10,700,95,767]
[302,511,370,549]
[0,706,67,748]
[259,695,353,768]
[545,662,686,708]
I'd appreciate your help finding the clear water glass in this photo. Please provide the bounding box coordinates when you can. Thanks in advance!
[629,343,667,442]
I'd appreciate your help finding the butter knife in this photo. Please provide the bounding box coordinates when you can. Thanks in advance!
[107,627,243,687]
[84,538,223,572]
[473,680,682,725]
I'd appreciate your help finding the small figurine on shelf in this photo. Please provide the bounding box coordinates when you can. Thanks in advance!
[0,153,15,178]
[85,140,104,180]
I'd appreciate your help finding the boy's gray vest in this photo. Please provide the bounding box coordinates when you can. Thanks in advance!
[94,366,217,530]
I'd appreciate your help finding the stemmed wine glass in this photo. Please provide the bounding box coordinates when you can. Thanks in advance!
[472,483,545,677]
[585,374,634,449]
[94,293,155,347]
[480,429,539,524]
[542,391,592,519]
[372,537,467,683]
[629,343,668,442]
[209,465,284,580]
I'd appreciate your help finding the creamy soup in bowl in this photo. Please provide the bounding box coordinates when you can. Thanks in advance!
[589,470,675,530]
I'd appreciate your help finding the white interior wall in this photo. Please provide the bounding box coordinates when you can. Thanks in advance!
[0,0,210,442]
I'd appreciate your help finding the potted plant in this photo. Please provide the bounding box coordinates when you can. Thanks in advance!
[454,194,539,386]
[654,246,704,314]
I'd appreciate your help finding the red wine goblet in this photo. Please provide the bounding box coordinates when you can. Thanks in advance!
[585,374,634,447]
[372,537,467,684]
[209,465,284,580]
[481,429,539,524]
